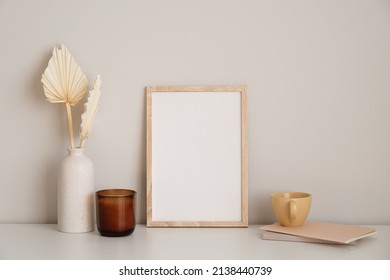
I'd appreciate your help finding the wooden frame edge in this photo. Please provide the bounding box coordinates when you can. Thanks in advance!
[146,87,153,227]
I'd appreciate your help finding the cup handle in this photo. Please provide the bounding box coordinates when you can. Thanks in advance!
[289,200,297,222]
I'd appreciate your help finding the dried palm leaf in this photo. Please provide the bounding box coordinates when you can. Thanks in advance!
[41,45,89,148]
[79,75,101,148]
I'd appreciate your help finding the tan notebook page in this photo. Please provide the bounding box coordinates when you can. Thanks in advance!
[260,221,376,244]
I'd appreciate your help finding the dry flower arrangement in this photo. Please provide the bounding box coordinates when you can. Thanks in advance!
[41,45,101,148]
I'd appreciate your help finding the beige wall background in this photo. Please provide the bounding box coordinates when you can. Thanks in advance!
[1,0,389,225]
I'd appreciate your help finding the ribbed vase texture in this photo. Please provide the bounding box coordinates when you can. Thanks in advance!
[58,148,94,233]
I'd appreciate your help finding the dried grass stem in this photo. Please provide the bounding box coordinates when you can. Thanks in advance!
[65,102,75,148]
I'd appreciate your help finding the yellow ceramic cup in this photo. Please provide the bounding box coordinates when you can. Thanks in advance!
[271,192,312,227]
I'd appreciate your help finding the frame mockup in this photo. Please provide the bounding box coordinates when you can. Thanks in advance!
[146,86,248,227]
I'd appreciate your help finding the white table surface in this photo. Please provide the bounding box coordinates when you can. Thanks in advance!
[0,224,388,260]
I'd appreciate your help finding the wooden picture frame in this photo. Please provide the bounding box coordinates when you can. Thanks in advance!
[146,86,248,227]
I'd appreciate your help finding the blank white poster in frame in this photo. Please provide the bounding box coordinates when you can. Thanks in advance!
[146,86,248,227]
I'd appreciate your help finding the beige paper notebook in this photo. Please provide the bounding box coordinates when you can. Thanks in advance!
[261,230,355,244]
[260,221,376,244]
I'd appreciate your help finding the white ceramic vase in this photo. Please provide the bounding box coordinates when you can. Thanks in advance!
[58,148,94,233]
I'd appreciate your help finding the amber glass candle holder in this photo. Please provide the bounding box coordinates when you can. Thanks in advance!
[96,189,136,237]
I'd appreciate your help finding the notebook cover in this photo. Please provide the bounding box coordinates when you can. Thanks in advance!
[260,221,376,244]
[261,230,356,244]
